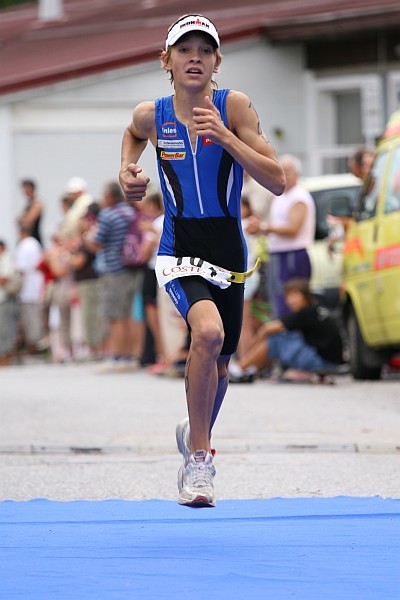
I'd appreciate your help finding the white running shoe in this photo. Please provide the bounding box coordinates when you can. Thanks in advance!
[176,418,216,458]
[177,449,216,507]
[119,358,141,373]
[176,417,190,462]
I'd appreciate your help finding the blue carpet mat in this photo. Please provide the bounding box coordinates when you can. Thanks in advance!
[1,497,399,599]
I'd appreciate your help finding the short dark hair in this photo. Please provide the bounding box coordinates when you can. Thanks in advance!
[86,202,100,217]
[146,192,163,212]
[83,202,101,224]
[105,181,125,204]
[0,240,6,250]
[284,278,313,304]
[21,179,36,190]
[240,194,251,211]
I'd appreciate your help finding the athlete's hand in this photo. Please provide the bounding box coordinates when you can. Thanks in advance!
[192,95,228,144]
[119,164,150,202]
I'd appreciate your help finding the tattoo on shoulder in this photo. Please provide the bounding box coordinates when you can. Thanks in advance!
[249,102,270,141]
[249,101,259,121]
[261,130,270,144]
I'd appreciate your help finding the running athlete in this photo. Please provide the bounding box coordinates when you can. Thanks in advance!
[119,14,285,507]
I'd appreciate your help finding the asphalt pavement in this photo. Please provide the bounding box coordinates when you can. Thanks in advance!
[1,360,400,502]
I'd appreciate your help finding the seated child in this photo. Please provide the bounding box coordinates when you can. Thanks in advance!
[230,277,343,382]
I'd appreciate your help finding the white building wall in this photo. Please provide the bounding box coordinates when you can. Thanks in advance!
[218,40,306,160]
[0,105,16,249]
[1,39,305,248]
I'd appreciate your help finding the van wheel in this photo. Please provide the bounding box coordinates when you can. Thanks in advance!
[347,310,382,380]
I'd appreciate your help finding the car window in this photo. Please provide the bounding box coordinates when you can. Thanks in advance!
[357,151,388,221]
[310,187,360,240]
[384,146,400,214]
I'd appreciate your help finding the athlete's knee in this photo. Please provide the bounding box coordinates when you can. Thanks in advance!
[191,319,224,355]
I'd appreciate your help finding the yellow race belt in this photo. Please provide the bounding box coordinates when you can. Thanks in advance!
[228,257,261,284]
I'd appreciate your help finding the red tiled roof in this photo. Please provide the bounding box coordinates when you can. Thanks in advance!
[1,0,400,96]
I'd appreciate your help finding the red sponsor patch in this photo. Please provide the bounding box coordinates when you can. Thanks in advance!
[202,137,213,146]
[374,244,400,270]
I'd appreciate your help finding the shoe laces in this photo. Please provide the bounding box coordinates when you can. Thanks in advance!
[187,455,215,488]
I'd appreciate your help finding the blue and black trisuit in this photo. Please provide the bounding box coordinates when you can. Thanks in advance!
[154,89,247,355]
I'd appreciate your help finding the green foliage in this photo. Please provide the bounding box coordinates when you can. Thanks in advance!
[0,0,35,9]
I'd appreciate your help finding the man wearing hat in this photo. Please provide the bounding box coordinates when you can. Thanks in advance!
[58,177,93,241]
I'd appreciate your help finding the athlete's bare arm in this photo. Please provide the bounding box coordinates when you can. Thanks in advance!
[192,92,285,196]
[119,101,156,202]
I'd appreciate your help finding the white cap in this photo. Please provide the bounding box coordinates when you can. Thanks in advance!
[166,15,220,50]
[66,177,88,194]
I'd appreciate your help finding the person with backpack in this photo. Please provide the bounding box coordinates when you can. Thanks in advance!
[88,181,146,373]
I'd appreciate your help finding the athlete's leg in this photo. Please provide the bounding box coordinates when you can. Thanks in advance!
[186,299,224,453]
[209,354,230,432]
[207,279,244,430]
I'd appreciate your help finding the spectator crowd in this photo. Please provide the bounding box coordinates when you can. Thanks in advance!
[0,176,190,374]
[2,151,366,380]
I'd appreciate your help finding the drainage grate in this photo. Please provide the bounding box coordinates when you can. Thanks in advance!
[0,443,399,456]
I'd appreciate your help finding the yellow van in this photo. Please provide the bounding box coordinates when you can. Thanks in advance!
[302,173,361,309]
[334,110,400,379]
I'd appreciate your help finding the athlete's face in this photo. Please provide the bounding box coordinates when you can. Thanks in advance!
[165,33,220,88]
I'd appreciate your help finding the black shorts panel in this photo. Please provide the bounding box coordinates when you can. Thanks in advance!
[142,267,158,305]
